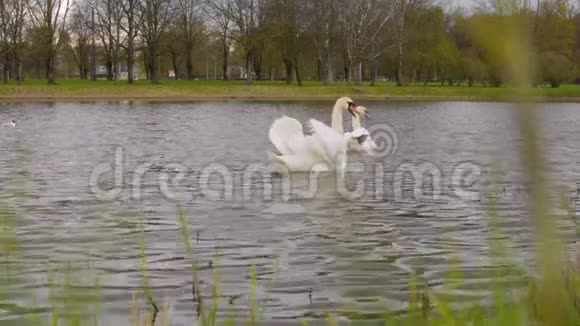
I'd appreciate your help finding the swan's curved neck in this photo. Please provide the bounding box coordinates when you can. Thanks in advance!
[331,102,344,133]
[351,114,362,130]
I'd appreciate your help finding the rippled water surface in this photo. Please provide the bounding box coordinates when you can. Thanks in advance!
[0,101,579,324]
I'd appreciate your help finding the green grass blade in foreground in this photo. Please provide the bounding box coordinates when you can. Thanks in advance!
[176,205,204,322]
[139,224,159,321]
[208,252,222,326]
[248,265,257,326]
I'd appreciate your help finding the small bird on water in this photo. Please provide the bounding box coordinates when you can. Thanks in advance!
[2,120,16,127]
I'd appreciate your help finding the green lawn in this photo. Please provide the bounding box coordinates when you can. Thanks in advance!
[0,79,579,101]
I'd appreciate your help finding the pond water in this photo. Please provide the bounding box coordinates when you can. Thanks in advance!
[0,101,579,324]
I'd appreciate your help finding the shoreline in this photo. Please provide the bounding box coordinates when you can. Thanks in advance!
[1,94,579,103]
[0,80,579,103]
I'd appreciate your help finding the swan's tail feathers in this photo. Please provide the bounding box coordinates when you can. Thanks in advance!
[269,116,305,156]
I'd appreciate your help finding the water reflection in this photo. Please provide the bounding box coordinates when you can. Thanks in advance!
[0,101,578,323]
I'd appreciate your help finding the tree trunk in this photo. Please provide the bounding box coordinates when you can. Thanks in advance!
[47,59,55,84]
[11,51,17,81]
[186,42,193,80]
[323,45,335,85]
[295,57,302,86]
[106,58,113,80]
[114,62,119,85]
[344,52,353,84]
[150,45,159,83]
[143,48,150,80]
[253,52,262,81]
[127,53,134,83]
[370,60,377,86]
[16,59,22,85]
[323,0,336,86]
[245,53,253,85]
[284,58,293,84]
[171,52,179,80]
[126,8,134,83]
[3,53,10,84]
[114,42,120,85]
[317,58,322,82]
[90,7,96,81]
[47,44,56,84]
[396,5,406,87]
[355,61,362,85]
[222,41,229,81]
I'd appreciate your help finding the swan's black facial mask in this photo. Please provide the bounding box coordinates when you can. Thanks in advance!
[347,102,357,117]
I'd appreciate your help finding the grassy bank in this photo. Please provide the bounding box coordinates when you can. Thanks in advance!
[0,79,580,102]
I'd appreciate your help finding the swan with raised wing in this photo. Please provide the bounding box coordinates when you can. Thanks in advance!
[268,116,370,173]
[268,98,369,173]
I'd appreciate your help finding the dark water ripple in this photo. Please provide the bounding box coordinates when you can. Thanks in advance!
[0,101,579,324]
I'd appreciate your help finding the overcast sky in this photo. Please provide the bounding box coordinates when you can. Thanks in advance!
[442,0,478,12]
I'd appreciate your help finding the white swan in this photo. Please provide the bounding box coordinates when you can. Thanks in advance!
[268,116,369,173]
[348,106,378,153]
[327,98,377,154]
[330,97,359,134]
[2,120,16,127]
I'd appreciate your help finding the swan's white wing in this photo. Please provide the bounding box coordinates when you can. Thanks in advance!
[269,116,330,172]
[308,119,347,161]
[269,116,306,156]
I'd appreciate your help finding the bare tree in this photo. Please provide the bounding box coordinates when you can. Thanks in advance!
[263,0,305,85]
[337,0,397,84]
[176,0,203,79]
[395,0,431,86]
[225,0,263,84]
[120,0,139,83]
[28,0,70,84]
[0,0,28,83]
[92,0,114,79]
[11,0,27,84]
[94,0,126,84]
[304,0,337,85]
[138,0,173,83]
[162,24,182,78]
[69,5,91,79]
[205,0,233,80]
[475,0,533,14]
[0,0,11,82]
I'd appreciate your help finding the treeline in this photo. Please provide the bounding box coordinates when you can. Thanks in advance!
[0,0,579,87]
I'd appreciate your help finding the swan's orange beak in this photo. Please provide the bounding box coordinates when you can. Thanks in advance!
[347,103,358,117]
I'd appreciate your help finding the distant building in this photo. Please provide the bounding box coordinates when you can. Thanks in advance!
[96,65,108,78]
[228,65,246,80]
[96,64,140,80]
